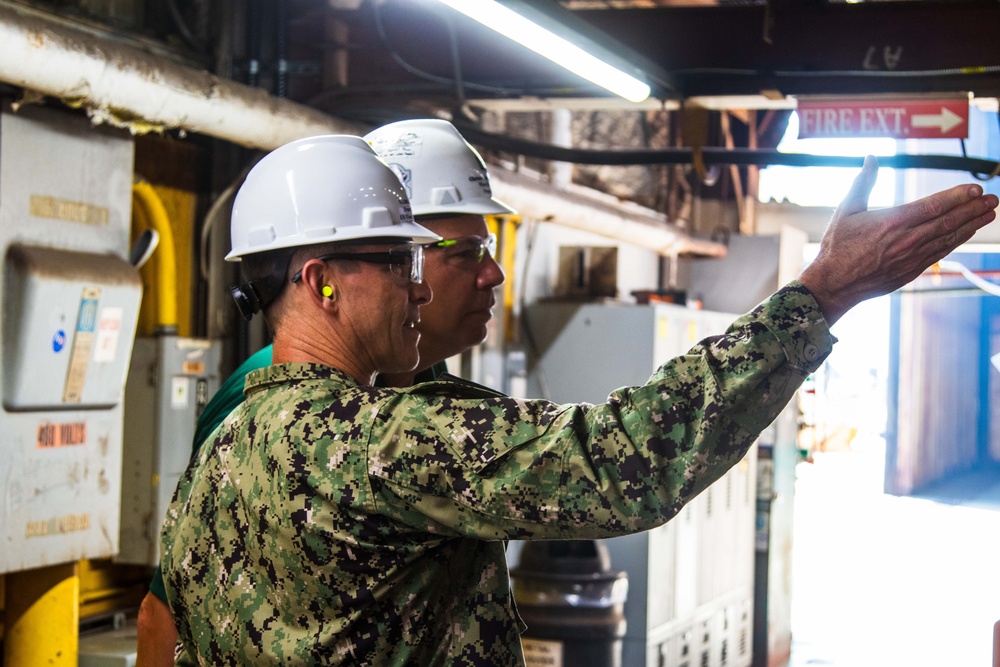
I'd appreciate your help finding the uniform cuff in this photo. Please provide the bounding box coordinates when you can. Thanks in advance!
[752,280,837,373]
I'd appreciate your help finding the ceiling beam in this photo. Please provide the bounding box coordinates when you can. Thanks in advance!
[572,2,1000,99]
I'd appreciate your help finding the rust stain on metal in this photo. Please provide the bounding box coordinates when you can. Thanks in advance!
[97,468,110,495]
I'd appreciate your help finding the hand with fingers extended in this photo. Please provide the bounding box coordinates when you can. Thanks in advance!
[799,155,999,326]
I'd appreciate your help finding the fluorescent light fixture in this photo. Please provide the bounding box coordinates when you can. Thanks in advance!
[433,0,652,103]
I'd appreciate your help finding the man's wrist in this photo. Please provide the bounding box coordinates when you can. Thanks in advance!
[798,263,852,326]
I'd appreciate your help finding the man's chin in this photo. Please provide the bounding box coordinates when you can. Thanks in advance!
[383,351,421,375]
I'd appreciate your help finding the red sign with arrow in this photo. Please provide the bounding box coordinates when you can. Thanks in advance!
[797,97,969,140]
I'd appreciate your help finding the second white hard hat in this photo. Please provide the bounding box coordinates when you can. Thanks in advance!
[365,119,516,217]
[226,134,440,261]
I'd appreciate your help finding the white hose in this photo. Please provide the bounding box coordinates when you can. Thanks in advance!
[936,260,1000,298]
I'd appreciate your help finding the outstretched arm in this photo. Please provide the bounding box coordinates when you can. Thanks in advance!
[799,155,999,326]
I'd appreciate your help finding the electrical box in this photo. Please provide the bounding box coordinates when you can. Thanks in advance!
[119,336,222,566]
[0,106,140,574]
[4,246,140,409]
[519,300,755,667]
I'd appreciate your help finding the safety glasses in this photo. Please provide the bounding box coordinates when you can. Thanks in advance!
[290,243,425,284]
[428,233,497,264]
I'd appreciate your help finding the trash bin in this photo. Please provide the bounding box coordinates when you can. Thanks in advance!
[511,539,628,667]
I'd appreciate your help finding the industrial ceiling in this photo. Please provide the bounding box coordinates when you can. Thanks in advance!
[242,0,1000,121]
[0,0,996,237]
[2,1,997,149]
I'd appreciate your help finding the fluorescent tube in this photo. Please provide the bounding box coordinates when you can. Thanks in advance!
[434,0,651,103]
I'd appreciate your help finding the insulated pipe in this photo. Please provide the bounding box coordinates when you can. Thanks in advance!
[0,3,364,149]
[491,169,726,258]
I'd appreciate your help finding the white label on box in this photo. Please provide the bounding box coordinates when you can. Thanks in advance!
[522,638,563,667]
[171,377,190,409]
[93,306,124,363]
[63,287,100,402]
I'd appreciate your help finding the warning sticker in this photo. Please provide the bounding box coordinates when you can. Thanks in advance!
[25,513,91,537]
[94,306,124,363]
[182,361,206,375]
[63,287,100,402]
[522,639,563,667]
[37,421,87,448]
[171,376,190,409]
[30,195,109,226]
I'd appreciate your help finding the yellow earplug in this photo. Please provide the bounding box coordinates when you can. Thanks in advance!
[321,285,334,298]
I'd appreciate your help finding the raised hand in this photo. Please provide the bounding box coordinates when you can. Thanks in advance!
[799,155,998,325]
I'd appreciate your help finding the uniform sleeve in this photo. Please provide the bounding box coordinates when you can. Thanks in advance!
[367,282,834,540]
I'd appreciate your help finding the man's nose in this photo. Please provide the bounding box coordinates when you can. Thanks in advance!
[410,279,432,305]
[478,256,505,289]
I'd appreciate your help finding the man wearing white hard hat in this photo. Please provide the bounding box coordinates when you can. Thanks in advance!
[367,117,516,384]
[159,126,997,664]
[139,119,518,665]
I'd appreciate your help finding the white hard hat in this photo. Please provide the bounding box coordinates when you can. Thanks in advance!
[226,135,440,261]
[365,119,516,218]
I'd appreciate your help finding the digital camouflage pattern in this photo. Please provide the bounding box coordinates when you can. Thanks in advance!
[161,281,834,666]
[148,358,448,606]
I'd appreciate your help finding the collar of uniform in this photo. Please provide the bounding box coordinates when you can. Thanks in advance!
[244,362,359,397]
[372,360,449,387]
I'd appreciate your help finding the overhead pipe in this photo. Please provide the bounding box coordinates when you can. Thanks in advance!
[491,169,726,258]
[455,123,1000,178]
[0,3,365,149]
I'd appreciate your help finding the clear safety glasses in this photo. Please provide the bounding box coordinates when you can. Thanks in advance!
[290,243,425,284]
[428,233,497,264]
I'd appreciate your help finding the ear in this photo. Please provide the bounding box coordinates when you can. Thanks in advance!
[299,260,339,313]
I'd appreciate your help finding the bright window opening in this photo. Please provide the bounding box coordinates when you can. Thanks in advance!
[758,112,898,208]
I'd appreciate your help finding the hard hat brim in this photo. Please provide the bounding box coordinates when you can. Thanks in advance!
[225,220,441,261]
[412,196,516,218]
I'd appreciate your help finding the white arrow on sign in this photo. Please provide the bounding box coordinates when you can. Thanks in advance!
[911,107,964,134]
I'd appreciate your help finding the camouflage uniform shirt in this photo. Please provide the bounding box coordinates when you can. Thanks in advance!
[161,282,834,666]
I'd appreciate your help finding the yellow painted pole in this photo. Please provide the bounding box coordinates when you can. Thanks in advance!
[4,562,79,666]
[492,215,522,345]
